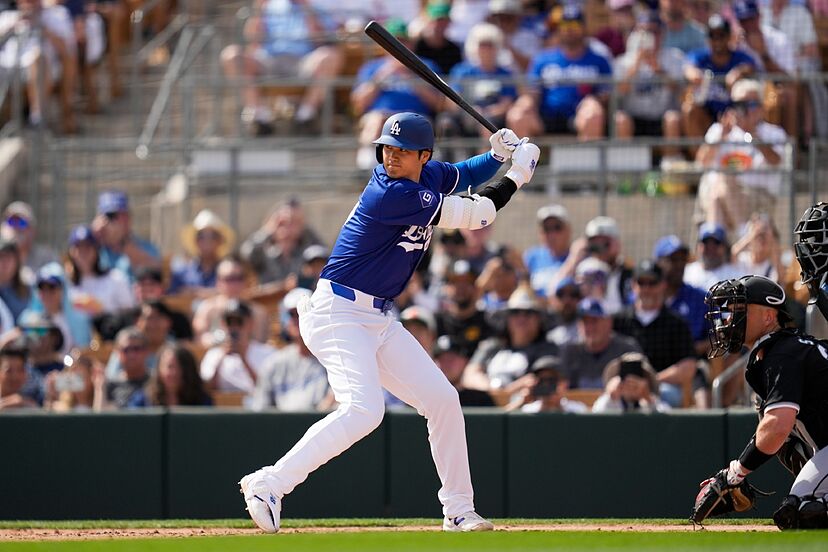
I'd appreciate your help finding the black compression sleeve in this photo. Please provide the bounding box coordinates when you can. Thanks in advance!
[477,176,518,211]
[738,435,774,471]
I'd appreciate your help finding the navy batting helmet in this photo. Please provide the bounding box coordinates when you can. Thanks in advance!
[373,112,434,163]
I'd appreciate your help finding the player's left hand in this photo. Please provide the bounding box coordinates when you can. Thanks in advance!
[489,128,522,162]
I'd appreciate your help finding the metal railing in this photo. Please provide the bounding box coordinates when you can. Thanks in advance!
[711,353,752,409]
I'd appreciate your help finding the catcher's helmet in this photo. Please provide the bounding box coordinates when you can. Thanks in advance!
[794,202,828,299]
[373,112,434,163]
[705,275,791,358]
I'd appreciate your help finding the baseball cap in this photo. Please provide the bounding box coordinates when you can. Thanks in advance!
[426,1,451,19]
[488,0,521,14]
[537,204,569,224]
[505,286,542,312]
[282,287,312,312]
[385,18,408,38]
[4,201,35,224]
[698,222,727,244]
[633,259,664,281]
[35,262,64,287]
[446,259,478,281]
[134,266,163,283]
[68,225,97,246]
[97,190,129,215]
[302,244,329,264]
[732,0,760,20]
[707,14,731,35]
[577,297,610,318]
[585,216,619,239]
[555,275,579,295]
[637,9,663,26]
[400,306,437,333]
[530,355,562,375]
[740,275,793,323]
[652,235,688,259]
[223,299,253,320]
[609,0,634,10]
[575,257,611,279]
[433,334,466,357]
[561,3,585,22]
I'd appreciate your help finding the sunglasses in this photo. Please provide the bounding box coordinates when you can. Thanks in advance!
[635,278,661,287]
[104,212,120,221]
[223,316,246,327]
[196,231,221,241]
[709,32,729,40]
[558,21,583,32]
[119,345,146,354]
[220,273,245,283]
[556,289,582,299]
[5,216,29,229]
[732,100,761,112]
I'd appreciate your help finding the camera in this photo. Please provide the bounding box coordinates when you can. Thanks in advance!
[229,329,241,342]
[619,360,645,379]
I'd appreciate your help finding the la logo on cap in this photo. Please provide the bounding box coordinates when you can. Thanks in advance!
[390,121,401,135]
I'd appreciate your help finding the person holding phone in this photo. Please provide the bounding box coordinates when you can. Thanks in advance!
[592,352,670,412]
[505,355,588,413]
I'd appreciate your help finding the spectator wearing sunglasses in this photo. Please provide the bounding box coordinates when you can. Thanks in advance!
[695,78,787,237]
[523,204,571,298]
[21,262,91,354]
[0,202,58,281]
[91,190,161,281]
[546,277,582,347]
[103,326,151,409]
[613,260,697,408]
[0,239,31,322]
[169,210,235,296]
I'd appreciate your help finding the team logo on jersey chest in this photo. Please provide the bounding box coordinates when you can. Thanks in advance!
[390,121,401,135]
[398,225,433,253]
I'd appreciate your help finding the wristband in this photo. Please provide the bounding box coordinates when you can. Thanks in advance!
[738,436,774,471]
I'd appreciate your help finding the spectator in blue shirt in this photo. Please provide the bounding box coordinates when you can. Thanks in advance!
[438,22,518,161]
[169,209,235,295]
[351,18,443,170]
[652,234,709,356]
[523,204,571,297]
[507,4,612,140]
[682,15,757,142]
[91,190,161,281]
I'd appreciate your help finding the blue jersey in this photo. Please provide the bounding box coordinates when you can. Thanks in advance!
[666,282,708,343]
[686,48,757,116]
[321,154,500,299]
[355,57,441,116]
[448,63,517,108]
[528,48,612,118]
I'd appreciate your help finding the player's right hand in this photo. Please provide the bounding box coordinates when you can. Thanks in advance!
[505,140,540,189]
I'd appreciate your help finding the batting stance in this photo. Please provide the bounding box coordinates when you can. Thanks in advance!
[691,275,828,529]
[239,112,540,533]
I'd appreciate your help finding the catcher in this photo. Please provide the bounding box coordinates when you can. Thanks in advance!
[691,275,828,529]
[794,202,828,322]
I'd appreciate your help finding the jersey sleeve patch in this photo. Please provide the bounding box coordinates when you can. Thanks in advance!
[419,190,436,209]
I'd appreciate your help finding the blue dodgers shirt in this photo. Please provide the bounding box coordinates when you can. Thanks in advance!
[355,57,442,116]
[528,48,612,119]
[322,155,500,299]
[666,283,708,343]
[686,48,757,116]
[448,63,517,108]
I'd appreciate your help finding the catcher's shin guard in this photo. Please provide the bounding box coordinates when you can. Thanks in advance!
[773,495,828,530]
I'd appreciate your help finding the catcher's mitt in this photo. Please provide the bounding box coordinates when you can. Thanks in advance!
[690,469,772,525]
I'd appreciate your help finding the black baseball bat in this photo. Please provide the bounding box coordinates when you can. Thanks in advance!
[364,20,498,134]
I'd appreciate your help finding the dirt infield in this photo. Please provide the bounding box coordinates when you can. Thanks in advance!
[0,523,777,541]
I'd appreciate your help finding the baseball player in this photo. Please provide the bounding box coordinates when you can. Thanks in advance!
[239,112,540,533]
[691,275,828,529]
[794,202,828,322]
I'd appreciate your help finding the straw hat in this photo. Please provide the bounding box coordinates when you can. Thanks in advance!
[181,210,235,258]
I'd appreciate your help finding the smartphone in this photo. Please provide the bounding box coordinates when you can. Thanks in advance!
[533,377,559,397]
[619,360,645,379]
[54,372,85,393]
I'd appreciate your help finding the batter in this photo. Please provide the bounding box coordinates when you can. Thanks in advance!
[239,112,540,533]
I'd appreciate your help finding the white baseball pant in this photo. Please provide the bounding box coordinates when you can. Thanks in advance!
[258,279,476,517]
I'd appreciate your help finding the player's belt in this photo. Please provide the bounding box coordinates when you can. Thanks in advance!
[328,281,395,313]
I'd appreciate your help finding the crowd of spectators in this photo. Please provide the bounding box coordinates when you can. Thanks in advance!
[0,181,812,414]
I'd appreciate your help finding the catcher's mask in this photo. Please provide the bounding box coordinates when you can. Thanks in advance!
[705,279,748,359]
[794,202,828,302]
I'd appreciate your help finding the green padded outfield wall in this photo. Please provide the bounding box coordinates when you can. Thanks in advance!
[165,409,385,518]
[0,411,165,520]
[505,411,728,517]
[0,410,789,520]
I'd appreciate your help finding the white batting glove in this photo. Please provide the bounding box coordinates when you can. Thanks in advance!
[489,128,522,162]
[505,139,540,188]
[726,459,750,486]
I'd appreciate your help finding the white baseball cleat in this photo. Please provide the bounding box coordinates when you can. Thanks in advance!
[442,511,494,532]
[239,471,281,533]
